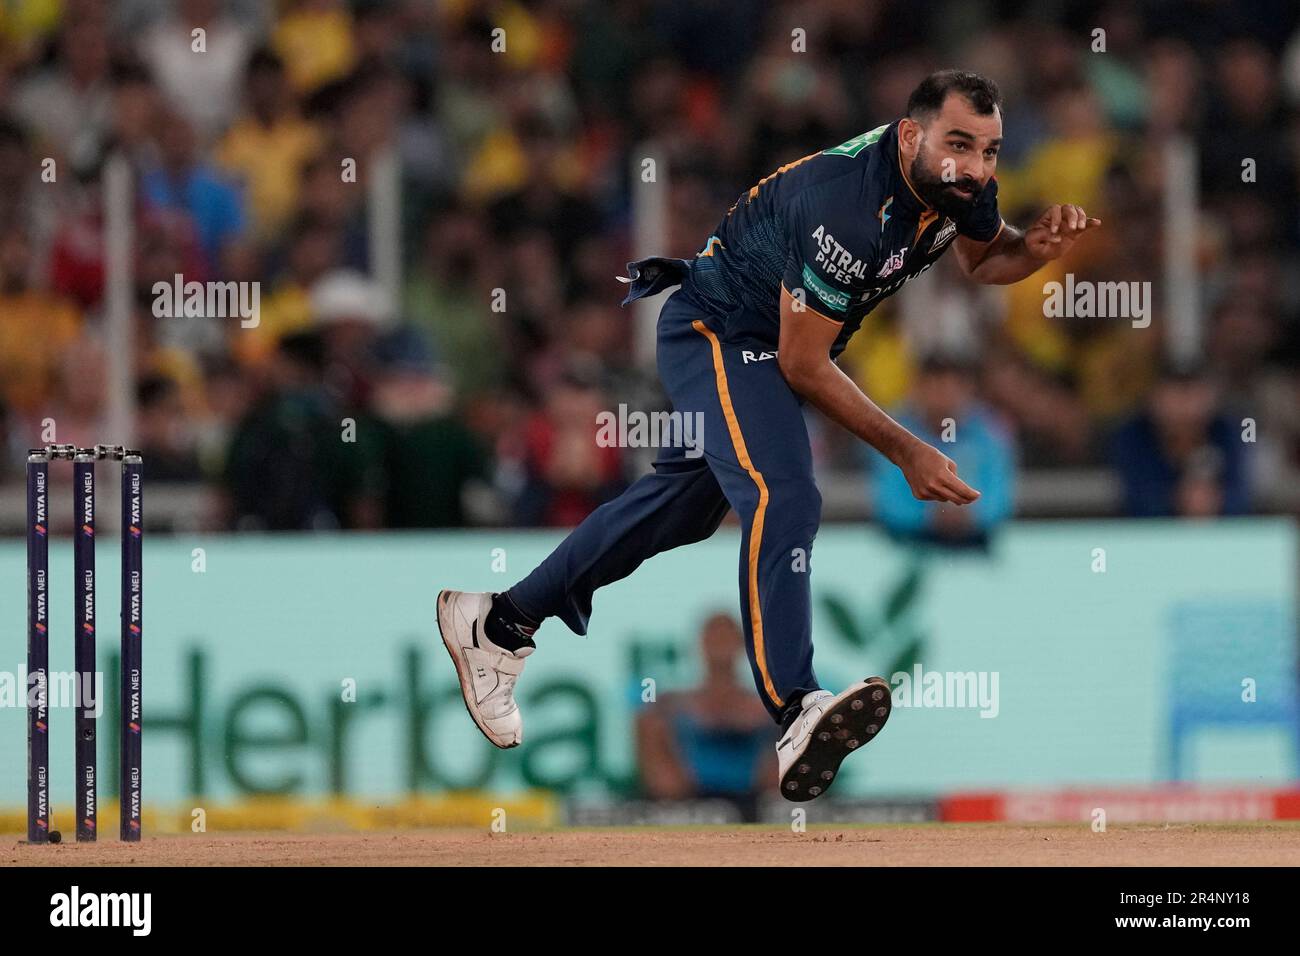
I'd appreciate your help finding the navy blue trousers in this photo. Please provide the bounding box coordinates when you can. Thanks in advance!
[509,288,822,724]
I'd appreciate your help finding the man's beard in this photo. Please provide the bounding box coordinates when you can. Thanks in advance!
[909,144,984,219]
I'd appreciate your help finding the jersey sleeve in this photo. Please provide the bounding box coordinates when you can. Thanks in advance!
[956,175,1002,243]
[779,179,869,321]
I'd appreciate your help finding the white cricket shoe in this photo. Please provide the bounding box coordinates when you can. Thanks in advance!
[775,677,893,801]
[437,590,532,748]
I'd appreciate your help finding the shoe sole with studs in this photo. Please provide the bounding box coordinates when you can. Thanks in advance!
[780,676,893,802]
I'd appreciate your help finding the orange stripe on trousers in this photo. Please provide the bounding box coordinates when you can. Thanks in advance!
[691,320,783,709]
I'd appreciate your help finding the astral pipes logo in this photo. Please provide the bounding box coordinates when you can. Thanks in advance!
[49,886,151,936]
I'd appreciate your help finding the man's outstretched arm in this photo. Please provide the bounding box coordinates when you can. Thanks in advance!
[776,286,979,506]
[955,203,1102,285]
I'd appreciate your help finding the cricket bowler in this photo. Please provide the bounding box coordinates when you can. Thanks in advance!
[438,70,1101,800]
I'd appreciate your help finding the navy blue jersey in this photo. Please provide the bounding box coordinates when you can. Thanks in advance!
[685,120,1002,357]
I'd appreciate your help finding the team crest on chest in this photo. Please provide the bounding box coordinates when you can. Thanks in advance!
[876,247,908,279]
[930,218,957,252]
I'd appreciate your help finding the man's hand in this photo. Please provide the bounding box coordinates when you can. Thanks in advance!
[956,205,1102,284]
[897,439,980,505]
[1023,204,1102,262]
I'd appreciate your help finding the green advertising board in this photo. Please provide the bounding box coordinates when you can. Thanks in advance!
[1,520,1295,811]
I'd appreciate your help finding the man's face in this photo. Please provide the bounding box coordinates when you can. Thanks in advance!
[700,615,743,671]
[904,93,1002,218]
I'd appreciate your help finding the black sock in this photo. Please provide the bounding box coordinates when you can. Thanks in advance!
[484,592,539,653]
[779,703,802,733]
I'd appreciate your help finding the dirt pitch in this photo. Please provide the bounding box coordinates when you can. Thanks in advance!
[5,823,1300,866]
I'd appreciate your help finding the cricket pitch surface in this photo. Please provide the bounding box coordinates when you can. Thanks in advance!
[6,823,1300,866]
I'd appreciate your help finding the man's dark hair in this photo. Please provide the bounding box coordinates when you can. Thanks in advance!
[907,70,1002,121]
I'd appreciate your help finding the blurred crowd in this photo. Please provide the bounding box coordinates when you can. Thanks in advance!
[1,0,1298,530]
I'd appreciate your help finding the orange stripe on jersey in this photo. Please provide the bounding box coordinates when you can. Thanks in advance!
[746,151,821,202]
[914,209,938,247]
[781,283,843,327]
